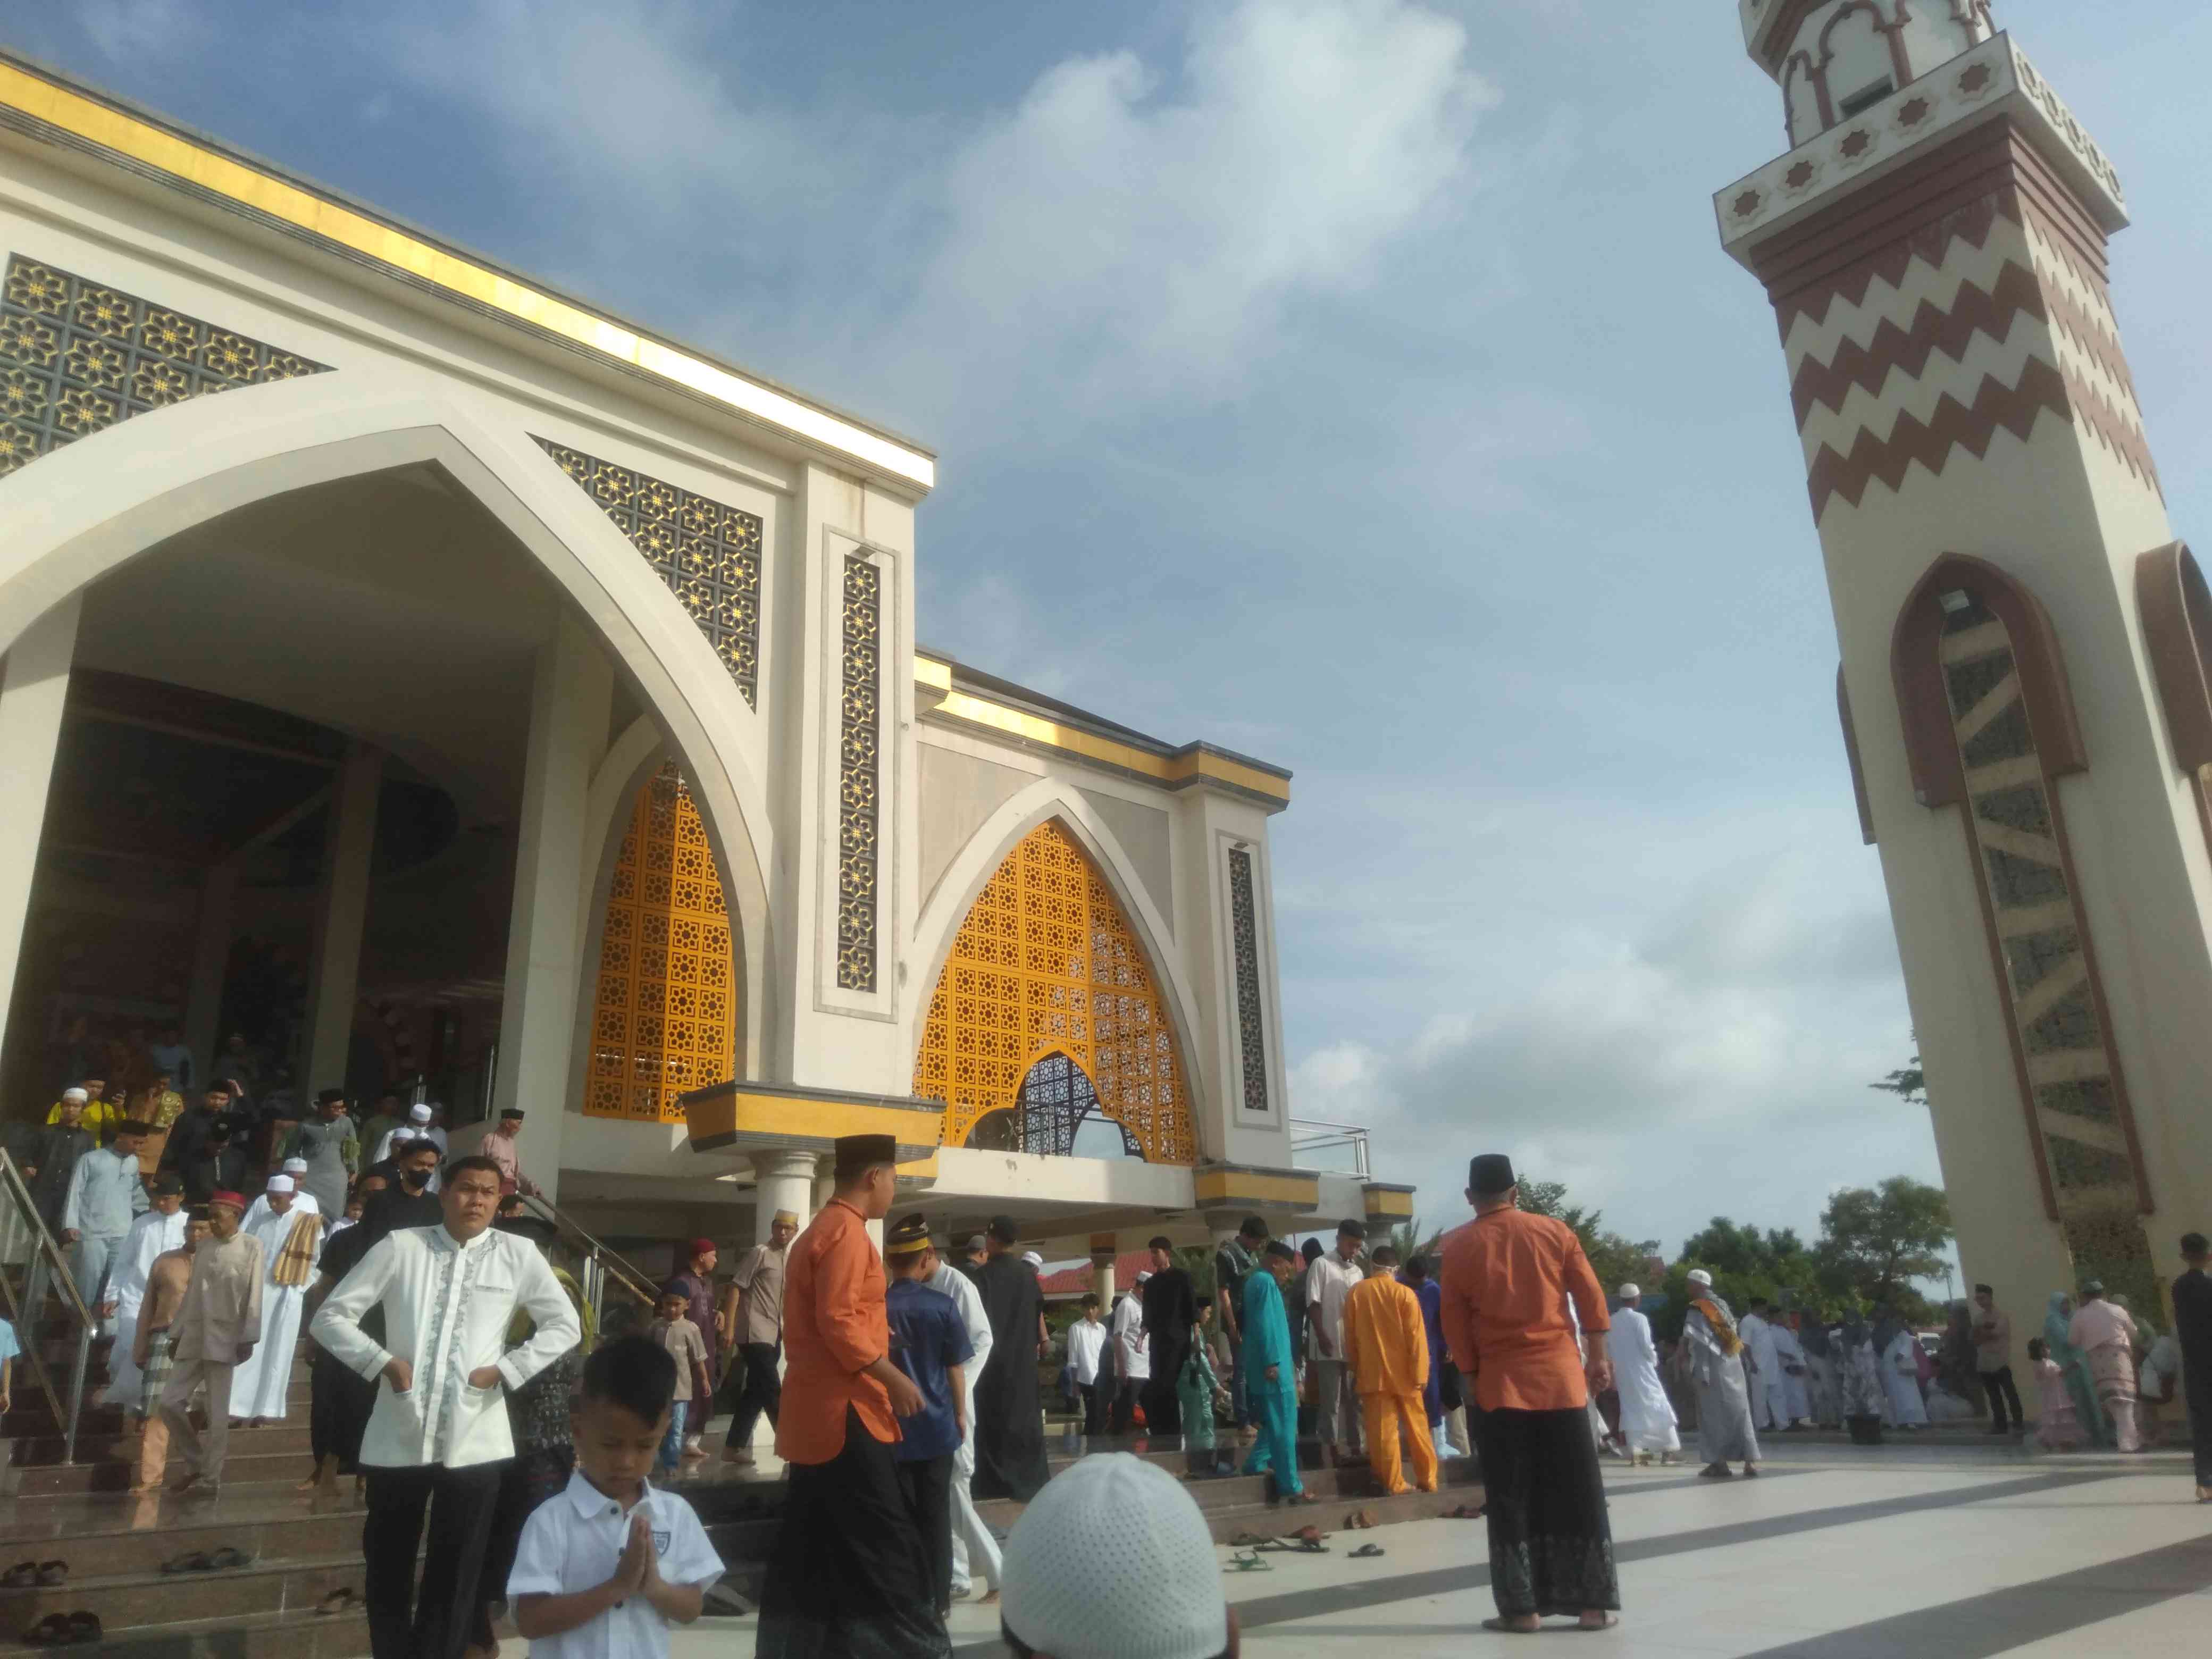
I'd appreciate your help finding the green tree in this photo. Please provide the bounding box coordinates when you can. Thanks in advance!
[1872,1037,1926,1106]
[1384,1219,1447,1266]
[1813,1176,1953,1321]
[1514,1179,1656,1307]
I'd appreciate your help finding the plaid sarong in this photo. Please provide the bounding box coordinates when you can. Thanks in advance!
[138,1328,176,1418]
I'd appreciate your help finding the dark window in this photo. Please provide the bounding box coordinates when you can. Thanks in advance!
[1838,78,1894,119]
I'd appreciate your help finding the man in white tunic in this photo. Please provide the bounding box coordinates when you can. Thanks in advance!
[1872,1308,1928,1429]
[102,1174,188,1408]
[371,1101,447,1166]
[232,1175,323,1424]
[910,1213,1003,1605]
[1770,1315,1813,1429]
[311,1153,580,1659]
[1604,1284,1680,1464]
[1738,1300,1783,1430]
[242,1159,320,1232]
[1110,1274,1151,1434]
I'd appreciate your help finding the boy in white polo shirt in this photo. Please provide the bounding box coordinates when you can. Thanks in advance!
[507,1335,723,1656]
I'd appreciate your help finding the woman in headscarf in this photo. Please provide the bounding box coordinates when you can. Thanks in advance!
[2043,1291,2109,1446]
[290,1118,349,1220]
[1835,1310,1887,1434]
[1677,1270,1761,1479]
[2028,1336,2085,1449]
[1870,1305,1928,1429]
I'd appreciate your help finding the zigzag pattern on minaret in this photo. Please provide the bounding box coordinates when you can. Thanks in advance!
[1804,355,2069,517]
[1771,194,2010,335]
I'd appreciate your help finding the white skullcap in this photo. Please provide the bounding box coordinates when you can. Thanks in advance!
[266,1175,295,1194]
[1003,1453,1227,1659]
[1618,1283,1641,1301]
[1021,1251,1044,1269]
[391,1127,417,1143]
[61,1087,87,1102]
[1687,1268,1713,1287]
[1134,1269,1153,1284]
[408,1103,432,1122]
[282,1158,308,1174]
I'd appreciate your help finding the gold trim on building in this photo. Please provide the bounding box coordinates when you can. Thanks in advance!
[1361,1185,1417,1220]
[1192,1166,1320,1209]
[683,1085,942,1177]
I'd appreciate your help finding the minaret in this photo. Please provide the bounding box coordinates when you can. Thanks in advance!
[1716,2,2212,1325]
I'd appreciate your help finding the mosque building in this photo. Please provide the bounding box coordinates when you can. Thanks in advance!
[1716,1,2209,1331]
[0,51,1406,1263]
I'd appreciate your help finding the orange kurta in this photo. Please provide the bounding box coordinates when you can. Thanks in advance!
[1342,1275,1430,1397]
[1438,1207,1608,1413]
[774,1197,898,1464]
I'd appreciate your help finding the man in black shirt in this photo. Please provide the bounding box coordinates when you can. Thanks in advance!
[1213,1217,1268,1436]
[2174,1231,2212,1503]
[1139,1236,1197,1440]
[161,1084,234,1204]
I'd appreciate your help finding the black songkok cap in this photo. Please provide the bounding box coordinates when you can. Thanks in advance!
[1469,1153,1517,1195]
[150,1173,184,1197]
[885,1213,934,1256]
[988,1214,1020,1245]
[500,1108,526,1121]
[1264,1241,1298,1262]
[316,1087,347,1107]
[834,1133,898,1170]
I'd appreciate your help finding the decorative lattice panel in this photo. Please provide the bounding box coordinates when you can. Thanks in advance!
[1937,593,2156,1307]
[914,819,1194,1163]
[585,764,738,1121]
[1228,847,1269,1113]
[0,255,328,477]
[836,555,881,992]
[534,438,764,708]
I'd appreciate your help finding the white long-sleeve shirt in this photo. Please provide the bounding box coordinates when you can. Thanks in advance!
[928,1259,993,1392]
[1740,1312,1779,1377]
[1112,1293,1150,1380]
[1067,1317,1109,1385]
[310,1223,580,1469]
[108,1208,188,1316]
[62,1145,149,1238]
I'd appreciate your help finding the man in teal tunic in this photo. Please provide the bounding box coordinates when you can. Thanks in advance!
[1242,1241,1315,1504]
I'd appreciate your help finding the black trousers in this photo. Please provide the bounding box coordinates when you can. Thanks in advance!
[309,1350,376,1472]
[758,1405,950,1658]
[1470,1405,1620,1619]
[1980,1366,2024,1431]
[1142,1336,1189,1438]
[1080,1380,1106,1438]
[1109,1376,1143,1435]
[730,1340,782,1449]
[896,1453,956,1616]
[363,1461,505,1659]
[2187,1375,2212,1488]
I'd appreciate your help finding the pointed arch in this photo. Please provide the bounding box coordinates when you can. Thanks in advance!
[912,817,1195,1163]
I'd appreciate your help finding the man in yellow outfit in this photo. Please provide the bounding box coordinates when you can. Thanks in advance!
[1340,1245,1438,1495]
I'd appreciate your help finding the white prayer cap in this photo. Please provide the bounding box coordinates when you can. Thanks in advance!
[1003,1453,1227,1659]
[1021,1251,1044,1269]
[282,1157,308,1174]
[266,1175,295,1194]
[1687,1268,1713,1287]
[391,1127,417,1143]
[1618,1283,1641,1301]
[61,1087,87,1102]
[408,1102,432,1122]
[1134,1269,1153,1284]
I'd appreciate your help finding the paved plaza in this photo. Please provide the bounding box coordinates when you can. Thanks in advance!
[680,1443,2210,1658]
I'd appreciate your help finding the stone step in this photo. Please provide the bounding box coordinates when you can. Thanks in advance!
[1,1375,313,1437]
[5,1421,313,1468]
[0,1596,367,1656]
[0,1492,366,1580]
[8,1447,312,1498]
[0,1550,362,1640]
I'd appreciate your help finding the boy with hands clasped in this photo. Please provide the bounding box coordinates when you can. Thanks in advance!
[507,1335,723,1656]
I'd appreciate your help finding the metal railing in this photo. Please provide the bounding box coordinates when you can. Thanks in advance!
[1288,1117,1372,1179]
[0,1150,97,1462]
[518,1193,660,1351]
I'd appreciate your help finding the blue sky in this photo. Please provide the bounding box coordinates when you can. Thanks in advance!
[21,2,2210,1259]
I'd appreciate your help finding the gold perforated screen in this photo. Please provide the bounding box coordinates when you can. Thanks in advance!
[913,819,1194,1163]
[585,766,738,1121]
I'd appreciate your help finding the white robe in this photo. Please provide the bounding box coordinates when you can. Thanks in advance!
[372,1125,447,1165]
[100,1208,187,1406]
[1879,1331,1928,1427]
[1604,1306,1680,1454]
[928,1260,1001,1596]
[1740,1313,1782,1429]
[241,1188,320,1235]
[229,1205,320,1420]
[1770,1323,1812,1423]
[1112,1294,1149,1381]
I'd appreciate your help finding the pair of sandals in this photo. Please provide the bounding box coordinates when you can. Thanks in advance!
[316,1588,360,1618]
[158,1547,250,1574]
[1228,1524,1330,1555]
[0,1562,65,1589]
[1482,1615,1621,1635]
[19,1612,102,1647]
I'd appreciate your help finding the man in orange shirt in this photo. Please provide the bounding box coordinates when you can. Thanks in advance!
[1439,1153,1620,1634]
[756,1135,946,1659]
[1340,1245,1437,1495]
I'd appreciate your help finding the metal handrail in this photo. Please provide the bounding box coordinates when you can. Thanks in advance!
[518,1193,659,1351]
[1288,1117,1372,1179]
[0,1149,97,1462]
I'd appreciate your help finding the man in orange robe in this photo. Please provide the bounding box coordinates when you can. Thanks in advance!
[756,1134,948,1658]
[1341,1245,1437,1495]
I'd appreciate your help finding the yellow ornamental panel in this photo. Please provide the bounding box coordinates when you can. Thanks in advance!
[585,765,738,1122]
[915,820,1194,1163]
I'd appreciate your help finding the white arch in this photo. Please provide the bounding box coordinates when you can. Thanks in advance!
[901,778,1209,1137]
[0,375,777,1058]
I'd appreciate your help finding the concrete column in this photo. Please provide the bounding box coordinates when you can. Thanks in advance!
[302,744,383,1092]
[182,861,238,1092]
[0,596,80,1069]
[494,616,613,1204]
[1091,1232,1118,1308]
[751,1149,817,1242]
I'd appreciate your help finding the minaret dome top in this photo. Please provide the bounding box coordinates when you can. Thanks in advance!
[1740,2,1996,145]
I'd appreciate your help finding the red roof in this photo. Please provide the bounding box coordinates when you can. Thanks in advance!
[1037,1250,1151,1298]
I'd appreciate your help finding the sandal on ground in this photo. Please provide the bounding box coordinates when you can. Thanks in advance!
[1349,1543,1386,1559]
[1569,1615,1621,1632]
[1283,1489,1320,1506]
[1228,1531,1273,1548]
[200,1546,252,1571]
[1445,1502,1486,1519]
[1226,1550,1273,1572]
[64,1613,103,1646]
[1286,1524,1326,1545]
[1346,1509,1379,1530]
[1741,1466,1761,1479]
[160,1551,212,1574]
[1481,1616,1540,1635]
[1697,1464,1735,1479]
[315,1588,357,1616]
[36,1561,67,1587]
[19,1612,74,1647]
[1,1560,41,1588]
[1286,1536,1330,1554]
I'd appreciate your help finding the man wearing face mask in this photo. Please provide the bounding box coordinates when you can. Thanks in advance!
[363,1142,445,1245]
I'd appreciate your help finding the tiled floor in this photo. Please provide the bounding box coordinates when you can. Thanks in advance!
[674,1444,2211,1656]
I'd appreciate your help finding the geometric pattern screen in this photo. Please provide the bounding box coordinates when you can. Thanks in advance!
[533,437,764,709]
[836,555,882,992]
[585,764,738,1122]
[1228,847,1269,1113]
[0,254,328,477]
[913,819,1194,1163]
[1933,590,2157,1309]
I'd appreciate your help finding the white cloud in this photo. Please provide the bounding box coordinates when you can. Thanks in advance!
[80,0,191,62]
